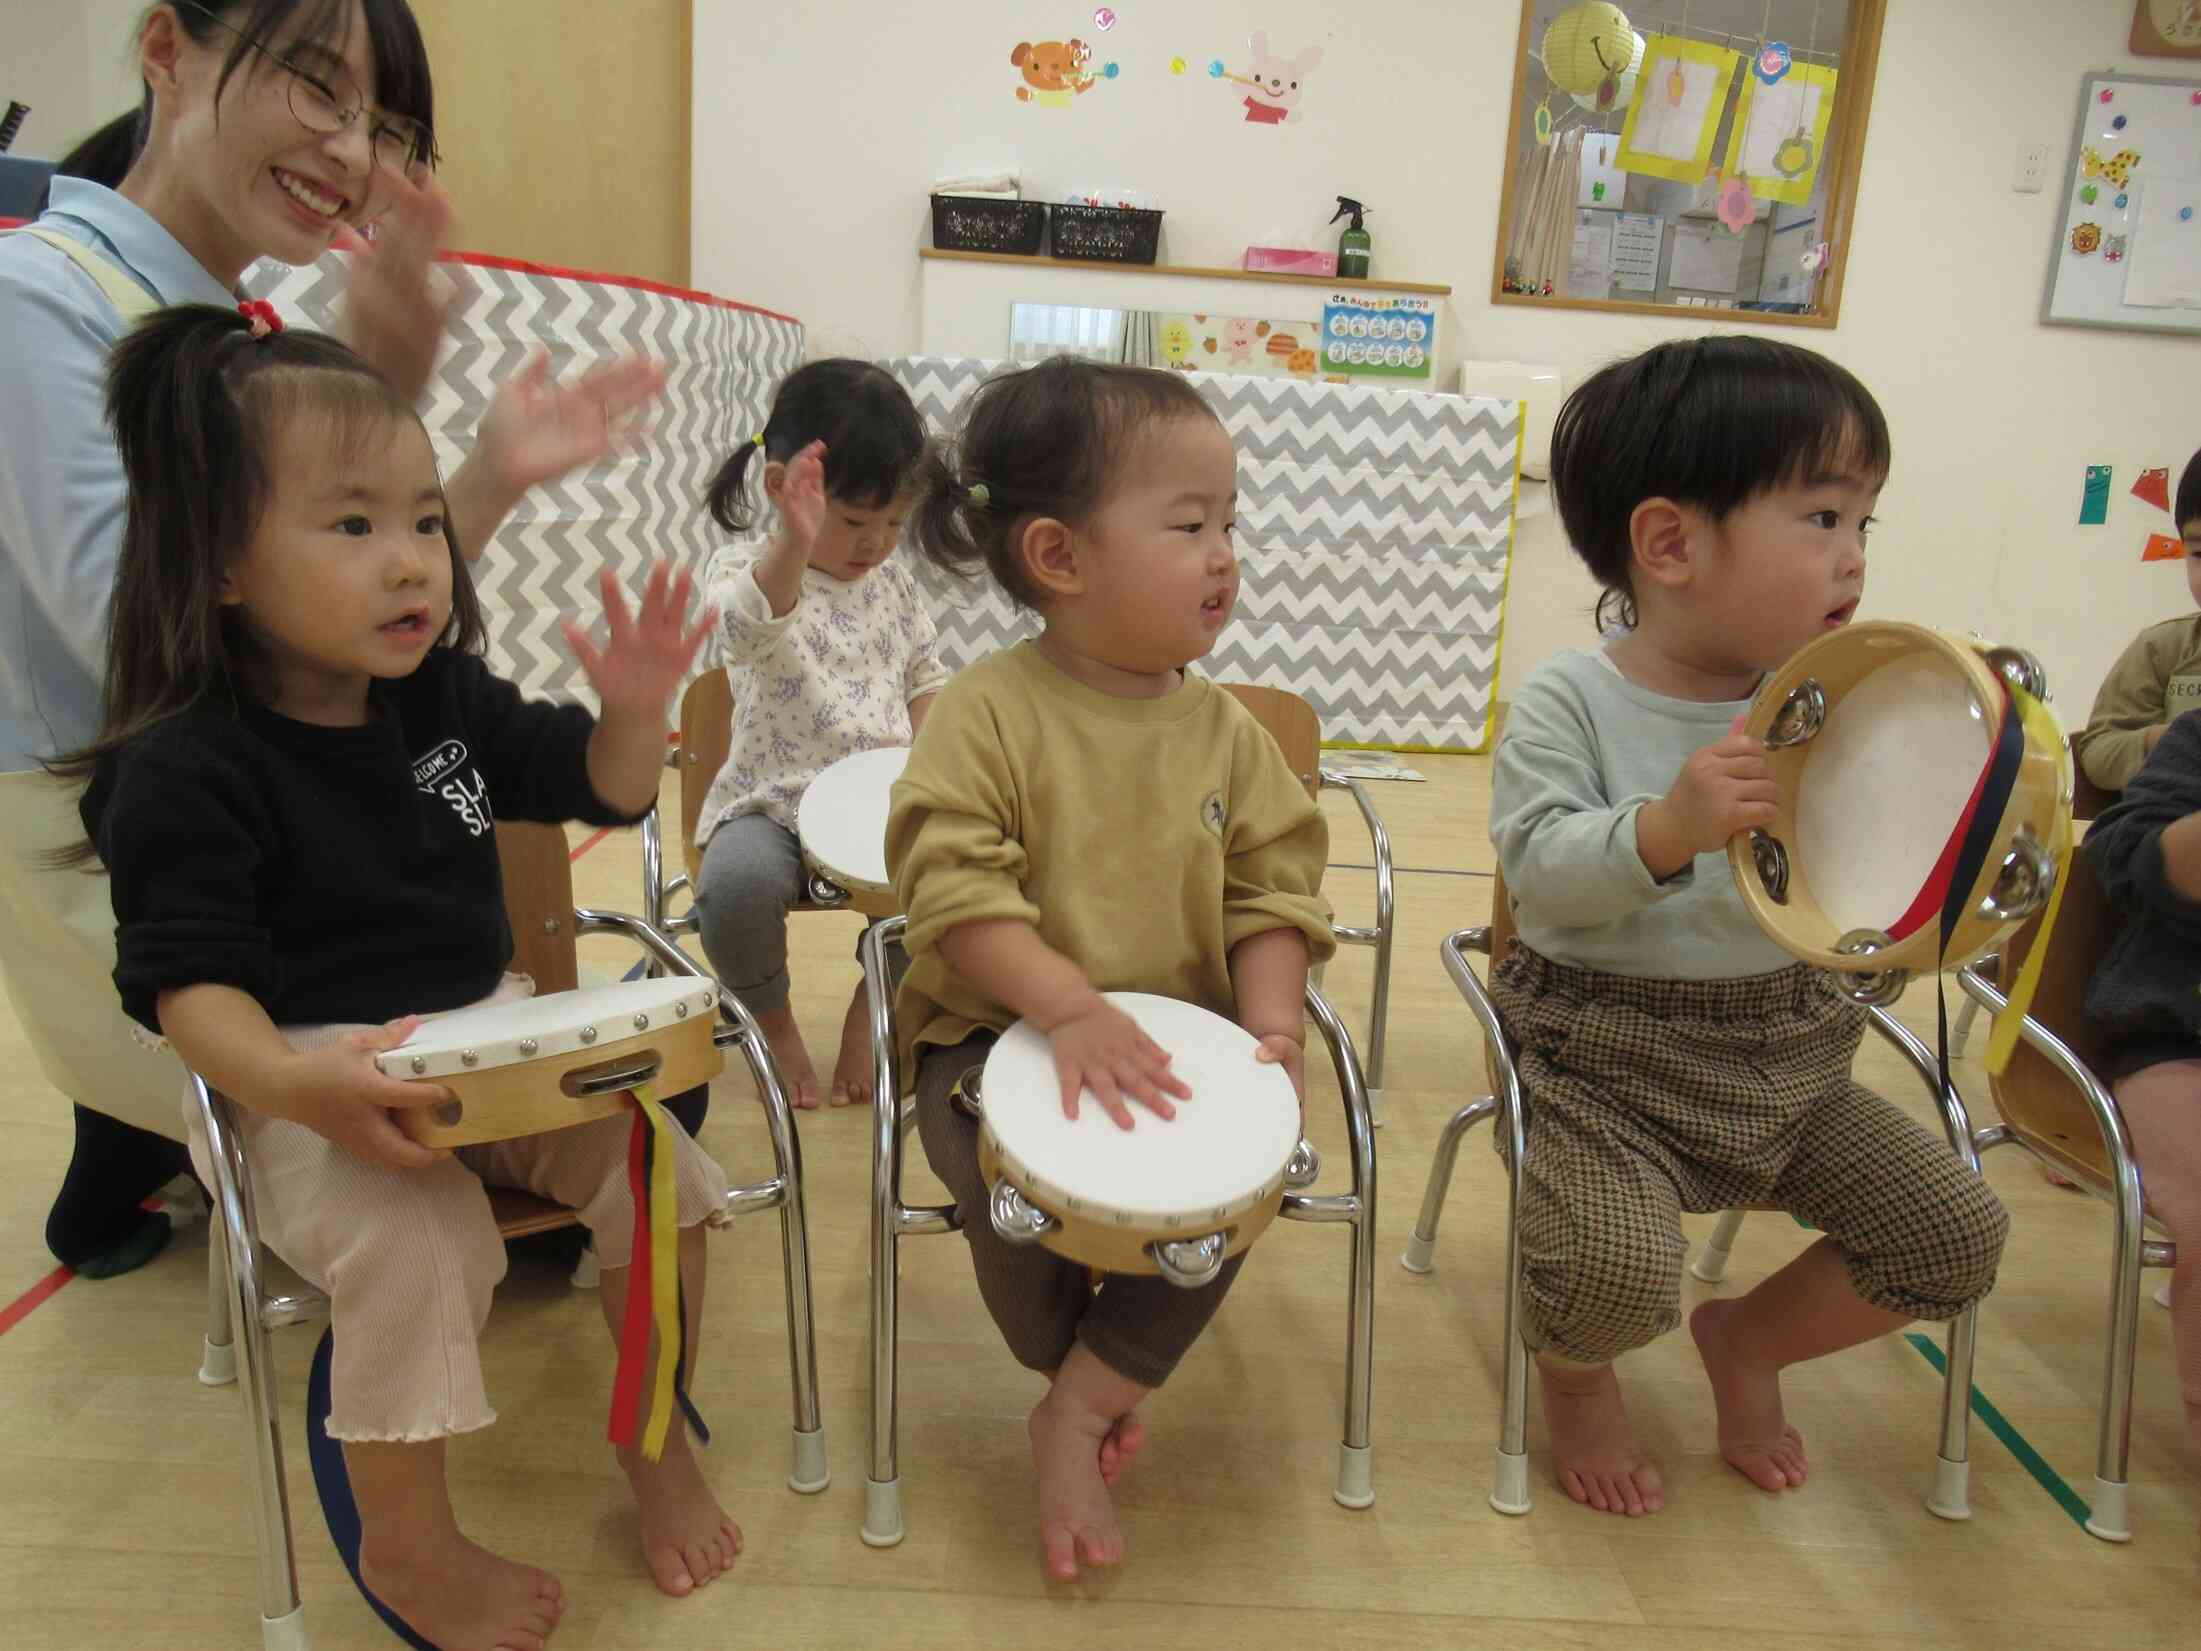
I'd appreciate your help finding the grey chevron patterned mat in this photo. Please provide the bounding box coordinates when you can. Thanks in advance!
[244,252,804,707]
[884,356,1519,751]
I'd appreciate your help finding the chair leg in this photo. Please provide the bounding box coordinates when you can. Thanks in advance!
[1947,992,1984,1057]
[862,920,909,1547]
[200,1221,238,1386]
[1926,1301,1980,1521]
[193,1080,308,1649]
[1364,907,1392,1129]
[1689,1209,1746,1283]
[2086,1146,2150,1543]
[1492,1072,1532,1516]
[720,995,827,1495]
[1400,1097,1495,1274]
[1299,986,1376,1509]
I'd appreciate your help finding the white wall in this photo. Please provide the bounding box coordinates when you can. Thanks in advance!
[5,1,144,162]
[694,0,2201,719]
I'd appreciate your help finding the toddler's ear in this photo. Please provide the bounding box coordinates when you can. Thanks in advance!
[759,460,787,502]
[1629,497,1695,592]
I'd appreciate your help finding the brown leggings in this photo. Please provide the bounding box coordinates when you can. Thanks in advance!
[912,1034,1244,1388]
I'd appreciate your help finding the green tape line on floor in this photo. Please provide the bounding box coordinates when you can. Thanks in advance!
[1903,1331,2093,1529]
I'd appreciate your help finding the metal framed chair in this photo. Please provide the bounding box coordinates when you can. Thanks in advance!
[1217,684,1396,1125]
[853,916,1379,1547]
[1402,867,1992,1523]
[193,820,826,1650]
[641,670,877,942]
[1949,735,2115,1055]
[1954,849,2177,1542]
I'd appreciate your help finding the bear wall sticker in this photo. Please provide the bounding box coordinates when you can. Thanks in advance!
[1011,39,1111,105]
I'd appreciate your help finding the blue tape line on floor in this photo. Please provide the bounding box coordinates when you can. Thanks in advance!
[1903,1330,2093,1529]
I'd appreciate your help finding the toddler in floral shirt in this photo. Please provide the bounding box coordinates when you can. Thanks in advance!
[692,361,952,1107]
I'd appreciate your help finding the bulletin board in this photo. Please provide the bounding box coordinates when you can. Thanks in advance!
[2041,70,2201,336]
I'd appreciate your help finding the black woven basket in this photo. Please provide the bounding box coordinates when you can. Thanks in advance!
[930,195,1047,256]
[1050,203,1163,264]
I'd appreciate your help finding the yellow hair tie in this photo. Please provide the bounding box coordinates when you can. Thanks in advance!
[751,432,765,448]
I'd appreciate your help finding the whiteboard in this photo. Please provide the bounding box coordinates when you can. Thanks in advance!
[2041,70,2201,337]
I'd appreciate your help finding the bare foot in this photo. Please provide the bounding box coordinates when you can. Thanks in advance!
[360,1532,565,1651]
[829,980,875,1109]
[1097,1410,1146,1488]
[1537,1358,1664,1515]
[1690,1299,1808,1493]
[1028,1385,1124,1580]
[619,1434,743,1597]
[751,1001,821,1110]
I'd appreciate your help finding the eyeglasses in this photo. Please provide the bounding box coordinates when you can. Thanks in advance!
[178,1,437,176]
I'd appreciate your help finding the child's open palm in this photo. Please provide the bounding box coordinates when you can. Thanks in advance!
[564,562,715,717]
[778,439,829,555]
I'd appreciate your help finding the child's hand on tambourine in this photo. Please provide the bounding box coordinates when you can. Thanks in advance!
[1638,713,1778,877]
[1045,998,1191,1129]
[274,1016,453,1170]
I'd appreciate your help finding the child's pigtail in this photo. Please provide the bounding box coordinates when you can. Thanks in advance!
[704,431,765,534]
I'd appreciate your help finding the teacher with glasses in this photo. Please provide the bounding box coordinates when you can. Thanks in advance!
[0,0,665,1276]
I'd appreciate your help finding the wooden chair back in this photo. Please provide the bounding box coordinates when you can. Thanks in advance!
[2070,732,2117,824]
[1986,848,2124,1187]
[1219,683,1322,801]
[493,821,580,996]
[487,819,585,1231]
[677,671,736,885]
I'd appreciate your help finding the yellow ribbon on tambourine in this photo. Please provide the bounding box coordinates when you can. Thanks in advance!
[1982,684,2077,1075]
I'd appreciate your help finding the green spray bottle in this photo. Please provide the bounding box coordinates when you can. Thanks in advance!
[1331,196,1372,279]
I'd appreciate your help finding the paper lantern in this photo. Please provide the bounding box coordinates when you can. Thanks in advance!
[1571,29,1644,113]
[1541,2,1633,98]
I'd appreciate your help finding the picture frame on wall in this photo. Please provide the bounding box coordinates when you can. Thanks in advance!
[2133,1,2201,58]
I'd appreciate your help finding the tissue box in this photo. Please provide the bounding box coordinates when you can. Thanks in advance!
[1243,246,1337,276]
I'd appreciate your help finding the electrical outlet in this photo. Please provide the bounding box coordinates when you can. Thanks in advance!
[2014,141,2047,193]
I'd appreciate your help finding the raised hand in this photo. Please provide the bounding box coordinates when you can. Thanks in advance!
[563,562,715,720]
[478,348,670,502]
[275,1016,451,1170]
[1045,999,1191,1130]
[333,168,460,406]
[776,439,829,556]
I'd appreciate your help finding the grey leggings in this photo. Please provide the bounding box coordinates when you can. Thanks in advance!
[913,1033,1245,1389]
[693,812,904,1013]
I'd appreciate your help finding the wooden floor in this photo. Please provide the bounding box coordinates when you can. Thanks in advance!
[0,750,2194,1649]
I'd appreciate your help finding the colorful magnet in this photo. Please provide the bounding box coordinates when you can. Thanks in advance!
[1170,55,1186,74]
[2071,221,2103,255]
[2144,532,2185,563]
[2100,88,2114,103]
[2193,91,2201,105]
[1774,131,1814,179]
[2186,206,2197,223]
[2111,113,2127,130]
[2081,184,2098,204]
[1093,6,1117,29]
[1754,41,1792,84]
[1592,180,1606,201]
[1717,171,1757,234]
[2105,233,2128,263]
[2116,192,2129,208]
[2135,467,2172,514]
[2081,465,2112,525]
[1534,96,1554,144]
[2082,147,2141,187]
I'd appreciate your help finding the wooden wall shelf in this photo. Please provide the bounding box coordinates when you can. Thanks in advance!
[920,246,1452,296]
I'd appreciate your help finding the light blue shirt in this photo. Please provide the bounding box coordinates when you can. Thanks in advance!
[0,178,234,770]
[1491,648,1793,980]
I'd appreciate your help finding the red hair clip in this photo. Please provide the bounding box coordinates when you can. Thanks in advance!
[237,300,284,338]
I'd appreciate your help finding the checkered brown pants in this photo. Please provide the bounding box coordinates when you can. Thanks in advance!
[1490,944,2008,1365]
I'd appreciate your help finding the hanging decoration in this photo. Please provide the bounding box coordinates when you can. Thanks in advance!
[1754,41,1793,83]
[1574,30,1646,113]
[1774,130,1815,179]
[1539,2,1635,97]
[1534,95,1554,144]
[1716,170,1758,233]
